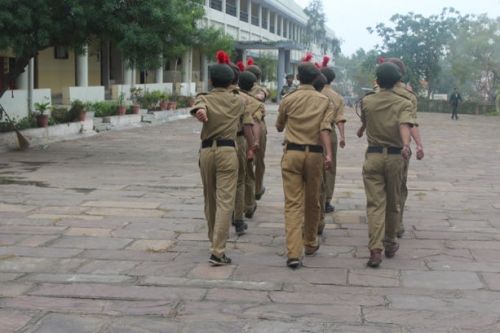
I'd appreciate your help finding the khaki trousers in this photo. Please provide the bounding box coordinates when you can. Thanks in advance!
[281,149,323,259]
[362,150,404,250]
[255,121,267,195]
[235,136,247,220]
[244,159,255,212]
[399,159,410,232]
[199,144,238,257]
[324,129,338,203]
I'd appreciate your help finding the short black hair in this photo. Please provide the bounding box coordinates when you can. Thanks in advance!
[238,71,257,92]
[209,64,234,88]
[376,63,401,89]
[297,63,320,85]
[313,73,327,92]
[321,67,336,84]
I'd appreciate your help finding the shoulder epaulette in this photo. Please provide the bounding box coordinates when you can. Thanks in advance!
[196,92,209,97]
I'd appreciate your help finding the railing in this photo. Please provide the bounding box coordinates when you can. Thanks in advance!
[251,15,259,26]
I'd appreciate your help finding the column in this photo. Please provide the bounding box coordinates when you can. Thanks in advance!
[281,17,284,38]
[241,49,248,65]
[277,48,285,103]
[285,50,291,75]
[76,45,88,87]
[182,49,193,96]
[155,56,164,84]
[202,54,209,91]
[258,4,263,36]
[123,59,133,85]
[274,12,278,35]
[16,64,29,90]
[236,0,240,19]
[267,9,271,33]
[101,40,110,88]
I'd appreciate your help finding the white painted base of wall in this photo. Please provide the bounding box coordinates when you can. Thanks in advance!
[0,89,52,120]
[62,86,105,104]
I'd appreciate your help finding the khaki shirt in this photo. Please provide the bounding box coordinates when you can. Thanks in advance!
[393,81,418,126]
[239,89,265,122]
[276,85,333,145]
[281,84,298,97]
[190,88,252,141]
[250,84,269,103]
[361,89,416,148]
[321,85,346,124]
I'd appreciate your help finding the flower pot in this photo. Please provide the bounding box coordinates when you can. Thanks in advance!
[78,110,86,122]
[160,101,169,110]
[169,101,177,110]
[117,105,126,115]
[36,114,49,128]
[132,105,140,114]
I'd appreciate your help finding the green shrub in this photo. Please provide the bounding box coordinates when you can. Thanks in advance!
[51,107,70,123]
[15,115,37,130]
[417,98,495,115]
[87,101,119,117]
[137,90,166,110]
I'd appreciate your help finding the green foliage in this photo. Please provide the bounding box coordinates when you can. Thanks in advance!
[195,27,234,57]
[368,8,463,95]
[14,115,37,130]
[303,0,341,56]
[68,99,85,121]
[87,101,119,117]
[136,90,166,110]
[0,0,206,97]
[34,100,50,115]
[51,107,70,124]
[129,87,143,105]
[417,97,495,114]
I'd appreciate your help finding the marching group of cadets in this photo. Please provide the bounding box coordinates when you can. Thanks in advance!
[191,51,424,269]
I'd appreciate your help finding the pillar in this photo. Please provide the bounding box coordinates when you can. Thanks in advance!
[236,0,240,19]
[123,59,133,85]
[155,56,164,83]
[16,64,29,90]
[285,50,291,75]
[76,45,88,87]
[267,9,271,32]
[202,54,209,91]
[101,40,110,88]
[277,48,285,103]
[182,49,193,96]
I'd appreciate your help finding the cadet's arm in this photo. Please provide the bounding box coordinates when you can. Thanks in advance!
[400,123,412,160]
[243,124,256,160]
[275,103,286,132]
[410,126,424,160]
[320,130,333,169]
[337,121,346,147]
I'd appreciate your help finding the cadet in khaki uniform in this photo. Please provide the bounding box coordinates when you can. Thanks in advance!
[246,58,268,203]
[191,52,254,266]
[232,71,263,234]
[227,62,257,236]
[359,63,415,268]
[276,62,334,269]
[386,58,424,238]
[319,57,346,220]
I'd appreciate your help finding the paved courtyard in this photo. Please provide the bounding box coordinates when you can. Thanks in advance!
[0,105,499,332]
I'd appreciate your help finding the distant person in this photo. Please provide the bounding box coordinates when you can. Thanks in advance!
[280,74,298,97]
[449,88,463,120]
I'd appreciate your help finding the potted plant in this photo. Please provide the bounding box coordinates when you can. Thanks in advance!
[117,92,126,115]
[160,92,169,110]
[34,99,51,127]
[130,87,142,114]
[69,100,86,122]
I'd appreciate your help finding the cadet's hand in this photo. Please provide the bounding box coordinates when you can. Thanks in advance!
[416,145,424,160]
[402,145,411,161]
[339,137,346,148]
[195,109,208,123]
[324,155,333,170]
[247,147,255,161]
[356,127,364,138]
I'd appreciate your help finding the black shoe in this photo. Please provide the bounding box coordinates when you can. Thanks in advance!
[286,258,301,269]
[397,227,405,238]
[305,244,320,256]
[245,204,257,219]
[209,254,232,266]
[325,202,335,213]
[317,223,325,236]
[255,187,266,200]
[234,219,248,236]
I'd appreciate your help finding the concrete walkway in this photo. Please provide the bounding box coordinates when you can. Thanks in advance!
[0,105,499,332]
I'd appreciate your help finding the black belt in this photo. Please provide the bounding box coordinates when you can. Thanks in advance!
[367,146,402,154]
[237,130,244,136]
[201,139,235,148]
[286,143,323,153]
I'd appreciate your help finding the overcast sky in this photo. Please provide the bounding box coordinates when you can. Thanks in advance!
[293,0,500,56]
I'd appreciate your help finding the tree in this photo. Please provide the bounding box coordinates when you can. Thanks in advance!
[0,0,230,99]
[303,0,326,47]
[447,15,499,103]
[368,8,463,96]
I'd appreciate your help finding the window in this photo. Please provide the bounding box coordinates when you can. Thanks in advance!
[226,0,237,16]
[262,8,268,29]
[54,46,69,59]
[209,0,222,11]
[251,3,259,26]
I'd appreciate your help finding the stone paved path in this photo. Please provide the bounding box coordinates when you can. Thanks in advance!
[0,105,499,332]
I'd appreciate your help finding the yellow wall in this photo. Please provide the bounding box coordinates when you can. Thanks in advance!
[37,45,102,94]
